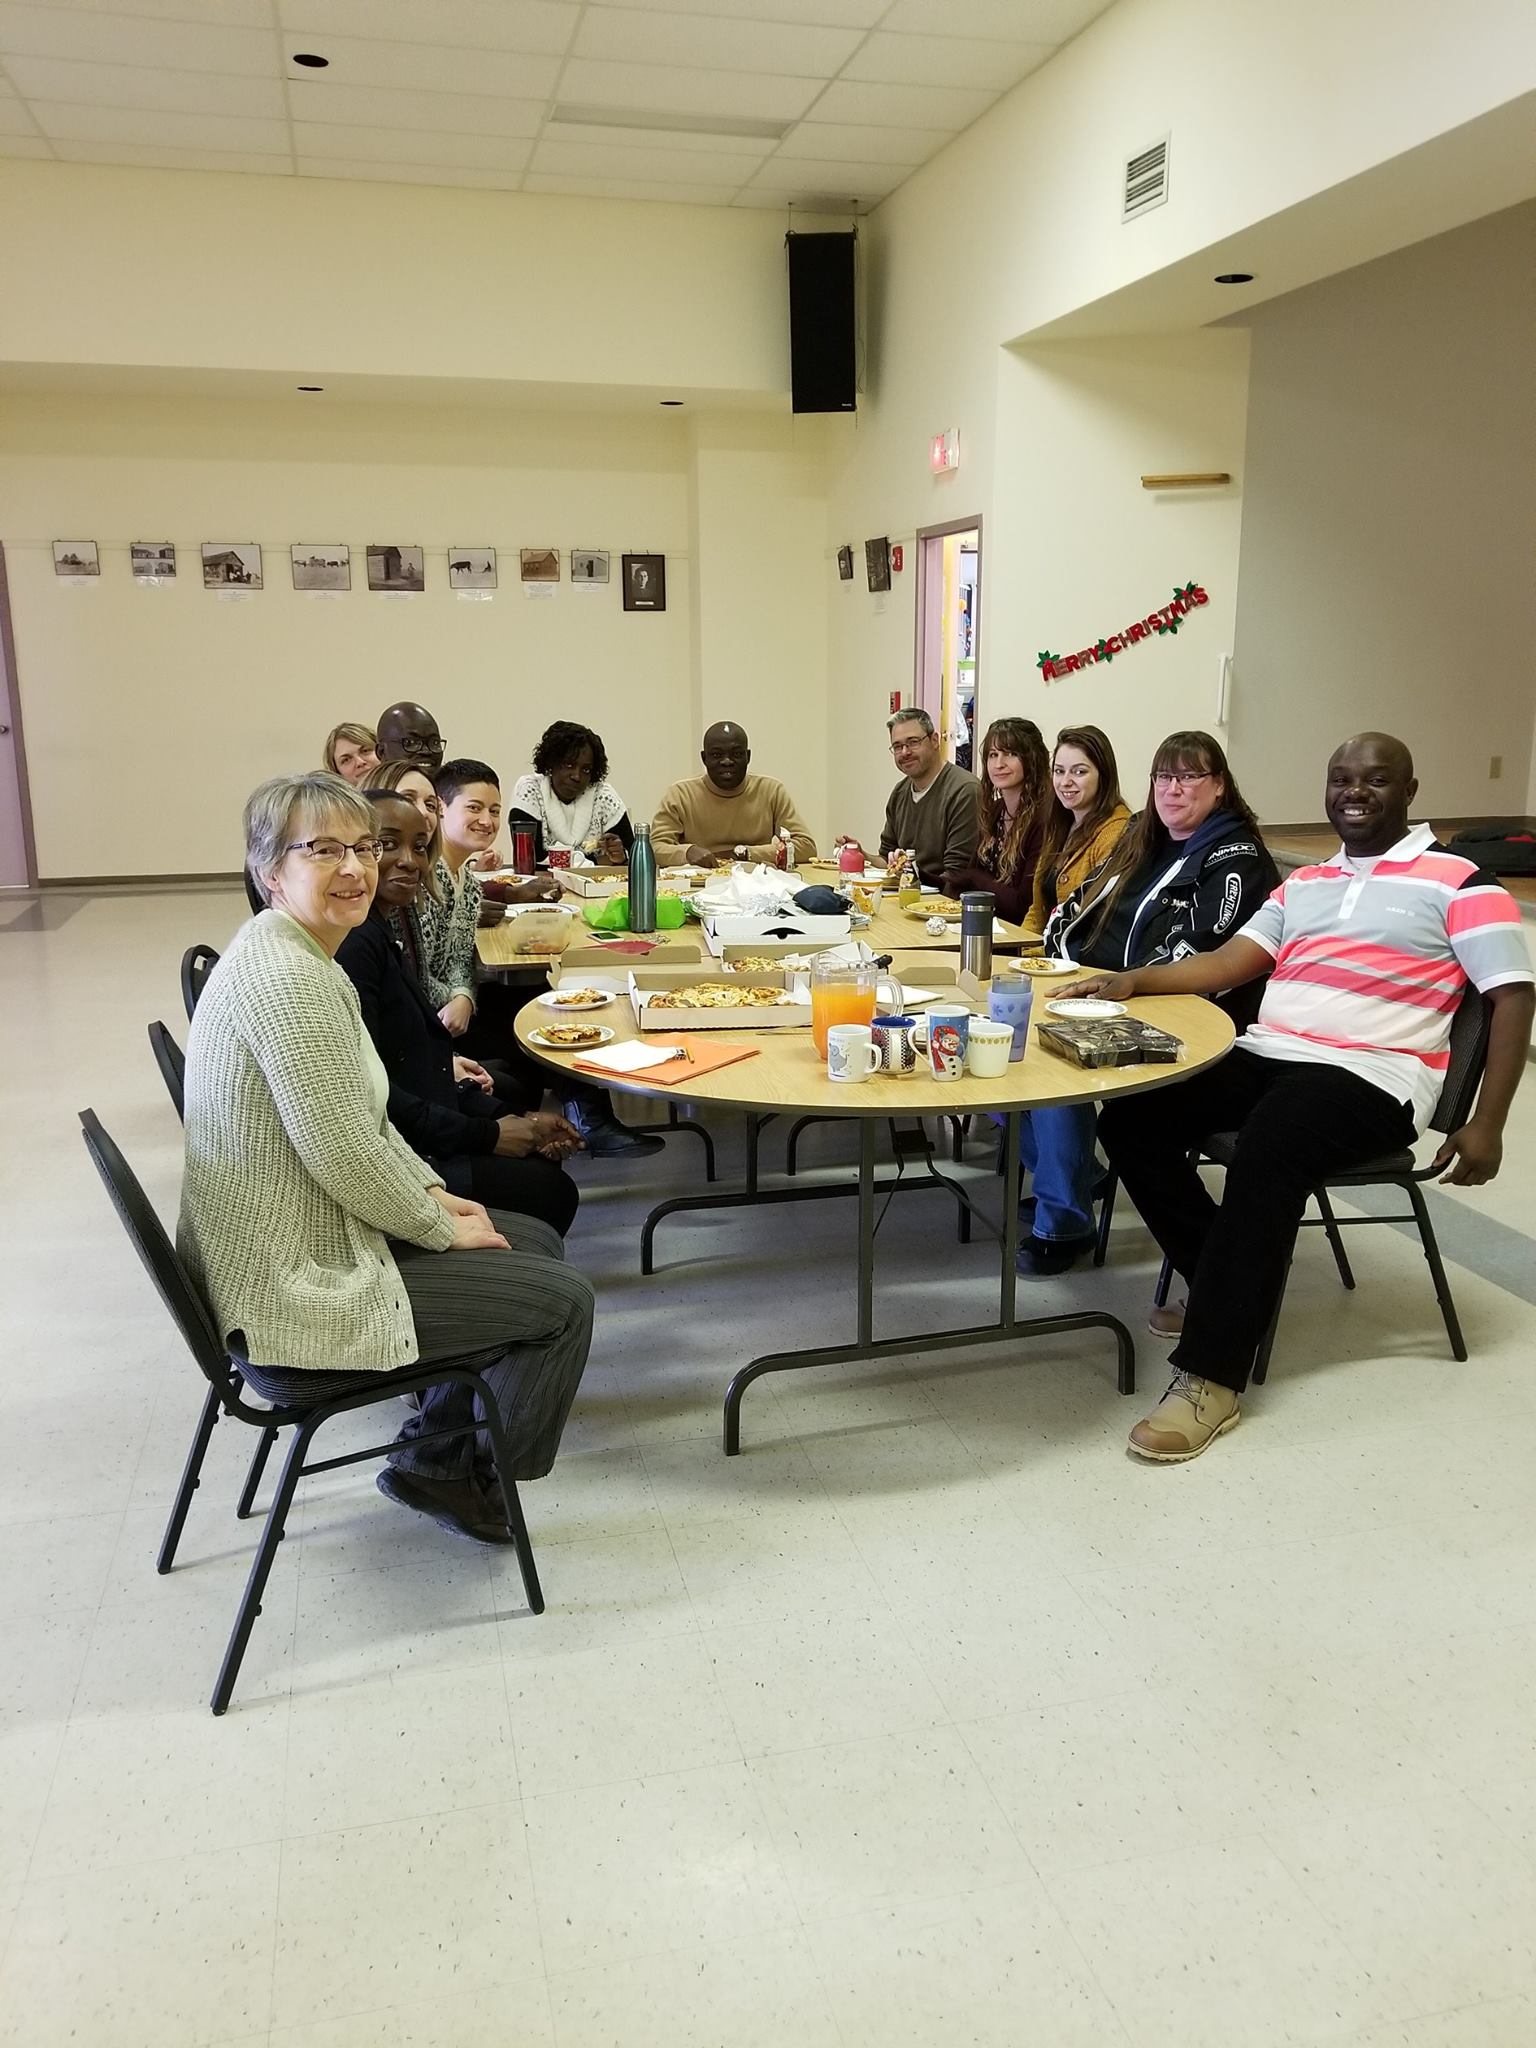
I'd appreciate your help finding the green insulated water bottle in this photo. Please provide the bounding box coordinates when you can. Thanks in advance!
[628,822,657,933]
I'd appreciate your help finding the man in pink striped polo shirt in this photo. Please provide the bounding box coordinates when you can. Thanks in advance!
[1086,734,1533,1463]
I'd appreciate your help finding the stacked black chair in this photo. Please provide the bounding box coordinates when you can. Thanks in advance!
[179,942,220,1021]
[79,1109,545,1715]
[148,1020,186,1121]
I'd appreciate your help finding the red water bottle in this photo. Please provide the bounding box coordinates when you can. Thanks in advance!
[838,840,865,875]
[512,823,537,875]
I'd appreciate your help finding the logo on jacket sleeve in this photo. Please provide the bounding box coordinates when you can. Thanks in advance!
[1215,874,1243,932]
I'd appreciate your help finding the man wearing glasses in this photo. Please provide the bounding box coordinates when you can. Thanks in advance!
[872,708,982,889]
[375,702,445,776]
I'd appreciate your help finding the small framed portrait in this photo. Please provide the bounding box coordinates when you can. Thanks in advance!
[622,553,666,612]
[836,544,854,581]
[202,542,262,589]
[53,541,100,578]
[130,542,176,581]
[570,549,609,584]
[449,548,497,590]
[291,544,350,592]
[366,544,424,593]
[865,537,891,594]
[520,547,560,583]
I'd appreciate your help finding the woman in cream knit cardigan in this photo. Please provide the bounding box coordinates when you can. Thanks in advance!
[179,772,593,1548]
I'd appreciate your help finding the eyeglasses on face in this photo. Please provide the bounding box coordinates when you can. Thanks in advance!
[398,733,441,755]
[286,836,382,865]
[890,737,931,755]
[1151,771,1213,790]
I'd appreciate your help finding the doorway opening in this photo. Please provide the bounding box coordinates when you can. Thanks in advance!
[0,544,37,889]
[914,519,980,771]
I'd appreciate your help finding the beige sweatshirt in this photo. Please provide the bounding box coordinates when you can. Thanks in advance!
[650,773,817,866]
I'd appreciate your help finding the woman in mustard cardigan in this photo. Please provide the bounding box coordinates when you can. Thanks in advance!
[1022,725,1131,942]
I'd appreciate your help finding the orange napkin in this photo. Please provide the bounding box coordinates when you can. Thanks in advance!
[571,1037,761,1086]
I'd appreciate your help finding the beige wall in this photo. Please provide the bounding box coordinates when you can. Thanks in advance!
[1231,204,1536,825]
[0,394,836,879]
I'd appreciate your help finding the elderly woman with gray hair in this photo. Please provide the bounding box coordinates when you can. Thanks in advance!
[178,770,594,1546]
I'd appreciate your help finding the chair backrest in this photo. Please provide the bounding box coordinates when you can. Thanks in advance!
[78,1108,240,1400]
[180,943,220,1022]
[1431,985,1491,1136]
[148,1020,186,1122]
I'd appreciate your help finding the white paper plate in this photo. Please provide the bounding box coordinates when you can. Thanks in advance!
[527,1024,616,1050]
[1015,957,1077,977]
[1046,998,1127,1020]
[537,989,615,1013]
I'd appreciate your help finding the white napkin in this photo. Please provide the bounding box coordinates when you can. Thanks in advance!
[570,1040,686,1075]
[694,863,805,918]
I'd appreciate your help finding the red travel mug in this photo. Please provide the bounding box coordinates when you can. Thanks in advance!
[838,841,865,874]
[512,823,537,874]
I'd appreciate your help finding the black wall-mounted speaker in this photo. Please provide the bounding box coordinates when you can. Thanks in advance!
[787,231,856,415]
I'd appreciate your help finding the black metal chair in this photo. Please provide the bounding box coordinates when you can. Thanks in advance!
[79,1109,545,1716]
[180,943,220,1021]
[1092,988,1490,1382]
[148,1020,186,1121]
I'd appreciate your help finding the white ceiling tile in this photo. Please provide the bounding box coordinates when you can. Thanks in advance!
[881,0,1110,38]
[279,0,578,58]
[523,170,740,204]
[0,4,279,76]
[52,139,292,172]
[34,0,274,24]
[280,34,559,98]
[598,0,885,23]
[294,122,533,169]
[29,102,290,150]
[542,117,769,156]
[571,9,863,80]
[531,136,773,183]
[843,31,1051,92]
[0,131,51,154]
[556,57,821,124]
[772,121,952,165]
[805,80,998,130]
[286,79,545,137]
[744,154,906,197]
[3,55,287,119]
[298,156,525,190]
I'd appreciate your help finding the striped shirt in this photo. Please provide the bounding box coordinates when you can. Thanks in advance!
[1238,823,1532,1130]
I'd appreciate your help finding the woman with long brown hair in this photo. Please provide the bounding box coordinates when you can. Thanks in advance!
[949,716,1051,924]
[1019,729,1277,1276]
[1023,725,1132,940]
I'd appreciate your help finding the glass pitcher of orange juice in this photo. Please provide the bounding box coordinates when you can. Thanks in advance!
[810,957,904,1057]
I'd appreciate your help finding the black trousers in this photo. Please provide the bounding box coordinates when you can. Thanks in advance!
[465,1150,579,1237]
[1097,1048,1415,1393]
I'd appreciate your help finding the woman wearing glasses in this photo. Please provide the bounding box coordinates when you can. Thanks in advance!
[1018,730,1277,1275]
[178,772,594,1547]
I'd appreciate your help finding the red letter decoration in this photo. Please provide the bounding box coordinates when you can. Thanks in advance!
[1038,582,1209,681]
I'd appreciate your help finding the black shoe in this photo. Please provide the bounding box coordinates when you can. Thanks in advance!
[377,1466,516,1544]
[561,1096,665,1158]
[1015,1232,1096,1279]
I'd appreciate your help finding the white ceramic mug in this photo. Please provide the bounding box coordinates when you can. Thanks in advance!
[965,1018,1013,1079]
[827,1023,880,1083]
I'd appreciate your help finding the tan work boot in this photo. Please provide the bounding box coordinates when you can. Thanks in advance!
[1128,1370,1239,1462]
[1148,1297,1185,1340]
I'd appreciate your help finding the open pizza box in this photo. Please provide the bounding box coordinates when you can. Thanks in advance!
[716,936,852,973]
[627,964,813,1032]
[881,960,987,1013]
[548,942,701,997]
[554,867,628,900]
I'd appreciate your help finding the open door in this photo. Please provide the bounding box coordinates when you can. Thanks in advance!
[0,545,37,889]
[914,519,981,769]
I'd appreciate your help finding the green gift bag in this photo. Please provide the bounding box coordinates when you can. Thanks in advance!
[582,894,686,932]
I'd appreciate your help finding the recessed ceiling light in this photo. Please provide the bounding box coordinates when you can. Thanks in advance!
[297,385,324,392]
[1214,271,1254,284]
[551,102,787,141]
[291,52,329,68]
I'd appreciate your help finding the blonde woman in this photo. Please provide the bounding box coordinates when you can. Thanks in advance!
[321,722,379,788]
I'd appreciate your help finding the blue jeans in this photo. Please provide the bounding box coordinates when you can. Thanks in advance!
[1019,1103,1098,1243]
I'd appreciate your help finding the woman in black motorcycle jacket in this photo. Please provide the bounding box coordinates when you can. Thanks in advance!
[1018,731,1278,1275]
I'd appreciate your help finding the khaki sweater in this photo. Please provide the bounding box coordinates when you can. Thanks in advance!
[178,910,454,1373]
[650,773,817,866]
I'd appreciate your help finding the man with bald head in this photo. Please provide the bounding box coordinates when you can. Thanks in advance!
[650,722,816,869]
[376,702,444,776]
[1083,733,1534,1463]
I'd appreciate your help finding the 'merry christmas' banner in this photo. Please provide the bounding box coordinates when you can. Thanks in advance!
[1038,581,1208,681]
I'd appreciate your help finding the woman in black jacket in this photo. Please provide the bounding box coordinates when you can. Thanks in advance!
[337,793,582,1237]
[1018,731,1277,1275]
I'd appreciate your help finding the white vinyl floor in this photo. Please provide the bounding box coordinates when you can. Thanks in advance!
[4,885,1536,2048]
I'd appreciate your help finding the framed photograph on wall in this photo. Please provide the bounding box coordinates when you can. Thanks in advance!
[53,541,100,577]
[865,537,891,593]
[520,547,560,583]
[202,543,262,589]
[131,542,176,581]
[291,544,350,592]
[622,553,666,612]
[449,548,497,590]
[836,544,854,580]
[570,549,609,584]
[366,544,424,593]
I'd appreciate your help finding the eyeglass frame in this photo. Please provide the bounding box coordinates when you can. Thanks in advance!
[1150,770,1214,789]
[284,835,382,865]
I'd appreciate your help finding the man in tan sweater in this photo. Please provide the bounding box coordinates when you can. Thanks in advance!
[651,722,817,868]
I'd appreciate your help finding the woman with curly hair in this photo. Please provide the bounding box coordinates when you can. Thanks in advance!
[949,716,1051,925]
[508,721,633,866]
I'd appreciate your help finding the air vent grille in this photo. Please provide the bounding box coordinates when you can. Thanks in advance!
[1123,135,1169,221]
